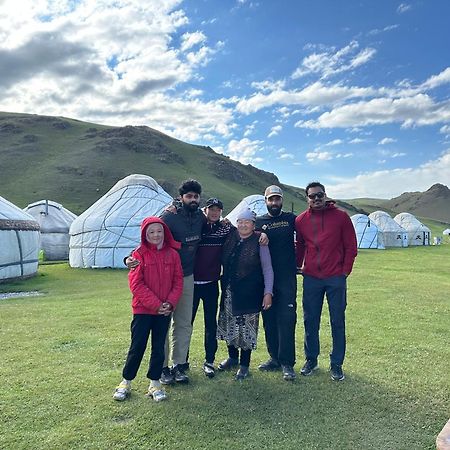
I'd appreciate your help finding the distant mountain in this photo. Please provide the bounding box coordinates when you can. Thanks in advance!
[384,183,450,223]
[348,184,450,224]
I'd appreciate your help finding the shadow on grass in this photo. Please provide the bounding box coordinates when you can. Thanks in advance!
[104,367,440,450]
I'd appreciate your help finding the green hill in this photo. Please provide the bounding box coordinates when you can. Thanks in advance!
[0,111,361,216]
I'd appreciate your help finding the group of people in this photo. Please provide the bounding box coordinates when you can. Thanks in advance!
[113,179,357,402]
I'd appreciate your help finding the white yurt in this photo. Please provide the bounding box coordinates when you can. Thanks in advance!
[24,200,77,260]
[368,211,408,247]
[393,212,431,246]
[443,229,450,236]
[225,194,267,226]
[0,195,40,281]
[69,174,173,268]
[350,214,384,249]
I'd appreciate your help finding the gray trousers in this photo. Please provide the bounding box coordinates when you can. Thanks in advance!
[164,274,194,367]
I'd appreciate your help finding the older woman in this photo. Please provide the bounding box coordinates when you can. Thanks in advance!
[217,208,274,380]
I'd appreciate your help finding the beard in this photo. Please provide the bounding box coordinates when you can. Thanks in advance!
[186,201,199,212]
[267,204,282,216]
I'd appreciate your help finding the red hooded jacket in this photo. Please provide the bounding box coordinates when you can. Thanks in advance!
[129,217,183,315]
[295,203,357,279]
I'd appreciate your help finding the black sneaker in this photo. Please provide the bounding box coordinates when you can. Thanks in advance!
[217,357,239,371]
[160,366,175,385]
[282,365,296,381]
[203,362,215,378]
[330,364,345,381]
[300,359,318,376]
[172,365,189,383]
[234,365,249,381]
[258,358,281,371]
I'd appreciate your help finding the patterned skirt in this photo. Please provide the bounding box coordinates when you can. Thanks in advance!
[217,284,259,351]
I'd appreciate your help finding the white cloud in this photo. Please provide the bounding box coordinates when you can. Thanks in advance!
[236,81,375,114]
[397,3,412,14]
[297,94,450,129]
[440,125,450,136]
[225,138,264,164]
[349,138,366,144]
[379,137,397,145]
[326,150,450,199]
[421,67,450,90]
[278,153,294,160]
[291,40,376,80]
[180,31,207,52]
[268,125,282,138]
[325,139,343,146]
[305,150,334,162]
[368,24,399,36]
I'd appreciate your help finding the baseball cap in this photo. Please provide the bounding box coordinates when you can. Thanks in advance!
[205,197,223,209]
[264,185,283,199]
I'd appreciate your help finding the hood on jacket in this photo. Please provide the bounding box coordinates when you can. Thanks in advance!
[140,216,181,250]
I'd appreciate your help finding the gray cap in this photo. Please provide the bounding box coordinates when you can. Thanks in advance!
[264,185,283,199]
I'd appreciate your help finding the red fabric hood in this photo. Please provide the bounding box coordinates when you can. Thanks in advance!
[140,216,181,250]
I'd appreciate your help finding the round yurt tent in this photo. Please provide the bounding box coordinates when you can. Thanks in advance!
[443,229,450,236]
[24,200,77,260]
[225,194,267,226]
[69,174,173,268]
[393,212,431,246]
[368,211,408,248]
[350,214,384,249]
[0,195,40,281]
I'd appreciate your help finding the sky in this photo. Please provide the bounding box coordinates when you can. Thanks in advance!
[1,0,449,199]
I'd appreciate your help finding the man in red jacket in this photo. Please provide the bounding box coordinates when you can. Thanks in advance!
[295,182,357,381]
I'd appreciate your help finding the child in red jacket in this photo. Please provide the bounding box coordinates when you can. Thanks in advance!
[113,217,183,402]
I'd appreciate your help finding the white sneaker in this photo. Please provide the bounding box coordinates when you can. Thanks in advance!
[113,381,131,401]
[147,386,168,402]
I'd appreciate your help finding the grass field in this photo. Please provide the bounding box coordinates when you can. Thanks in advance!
[1,245,449,449]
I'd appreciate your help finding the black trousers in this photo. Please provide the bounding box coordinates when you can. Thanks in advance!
[261,273,297,366]
[122,314,171,381]
[192,281,219,363]
[227,345,251,367]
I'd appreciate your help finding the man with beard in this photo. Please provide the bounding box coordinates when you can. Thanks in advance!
[255,185,298,381]
[126,179,205,385]
[158,179,206,384]
[295,181,357,381]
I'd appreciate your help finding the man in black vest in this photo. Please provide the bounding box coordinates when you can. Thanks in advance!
[256,185,297,381]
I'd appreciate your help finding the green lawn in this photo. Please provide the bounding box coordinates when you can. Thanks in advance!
[1,246,449,450]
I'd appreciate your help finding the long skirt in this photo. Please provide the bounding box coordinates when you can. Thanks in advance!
[217,284,259,351]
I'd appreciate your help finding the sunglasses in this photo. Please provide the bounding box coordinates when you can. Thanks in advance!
[307,192,325,200]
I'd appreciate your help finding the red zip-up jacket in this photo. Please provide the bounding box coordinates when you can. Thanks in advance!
[129,217,183,315]
[295,204,357,279]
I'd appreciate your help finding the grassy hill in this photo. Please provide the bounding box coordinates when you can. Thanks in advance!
[347,184,450,225]
[1,111,315,215]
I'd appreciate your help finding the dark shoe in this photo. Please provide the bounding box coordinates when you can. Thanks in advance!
[300,359,318,376]
[203,362,215,378]
[258,358,281,371]
[172,365,189,383]
[282,365,296,381]
[330,364,345,381]
[234,366,249,381]
[160,366,175,385]
[217,357,239,371]
[180,362,190,371]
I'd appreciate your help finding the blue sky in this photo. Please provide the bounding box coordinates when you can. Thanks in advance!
[1,0,449,198]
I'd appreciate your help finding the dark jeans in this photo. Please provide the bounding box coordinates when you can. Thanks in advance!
[302,274,347,366]
[122,314,171,381]
[192,281,219,363]
[228,345,251,367]
[261,274,297,366]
